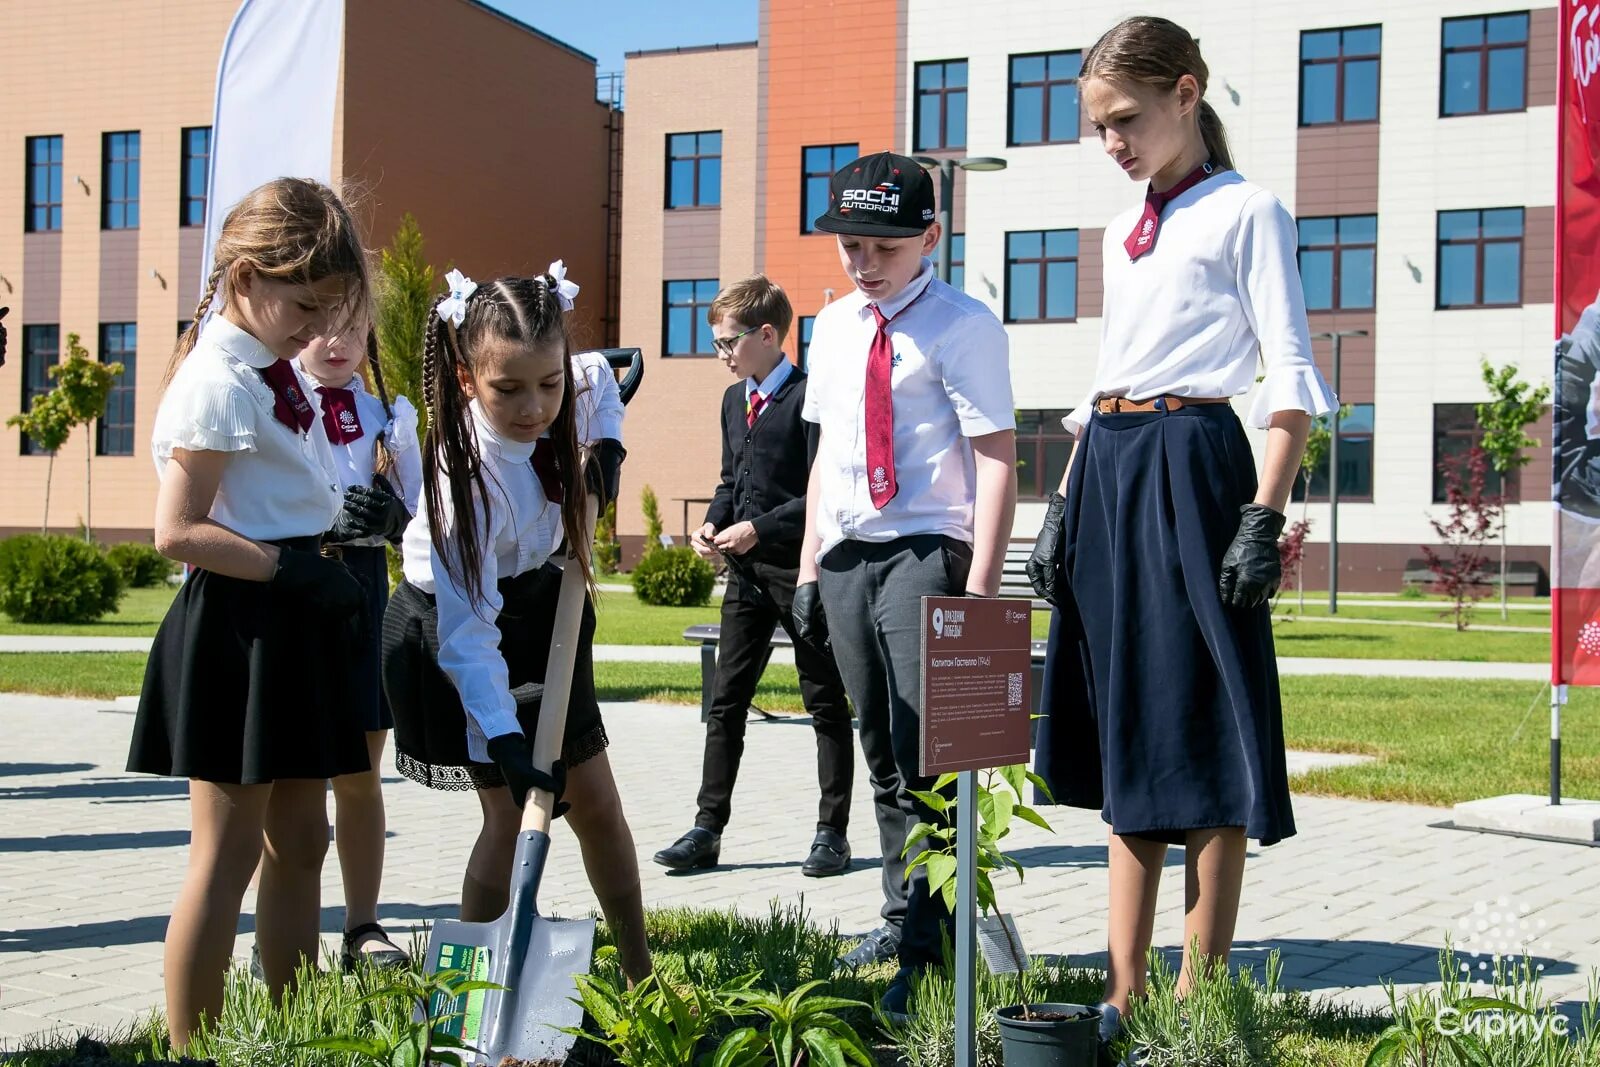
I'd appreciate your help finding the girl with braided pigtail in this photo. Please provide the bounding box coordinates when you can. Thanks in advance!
[380,267,650,983]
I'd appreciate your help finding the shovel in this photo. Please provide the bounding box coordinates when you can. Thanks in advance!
[420,349,643,1066]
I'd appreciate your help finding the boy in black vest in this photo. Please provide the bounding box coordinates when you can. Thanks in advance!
[654,275,855,880]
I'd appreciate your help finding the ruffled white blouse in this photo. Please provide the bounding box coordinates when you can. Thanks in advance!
[1064,170,1338,435]
[150,316,342,541]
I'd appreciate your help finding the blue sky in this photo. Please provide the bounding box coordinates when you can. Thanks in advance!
[484,0,758,75]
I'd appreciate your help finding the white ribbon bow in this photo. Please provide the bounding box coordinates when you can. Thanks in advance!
[437,268,479,327]
[543,260,580,312]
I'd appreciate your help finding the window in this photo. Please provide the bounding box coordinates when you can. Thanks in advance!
[801,144,858,234]
[1442,13,1529,116]
[1009,51,1083,146]
[19,325,60,456]
[1300,26,1381,125]
[25,135,63,232]
[665,131,721,209]
[915,60,968,151]
[102,131,140,229]
[949,233,966,292]
[1297,215,1377,311]
[180,126,211,227]
[1005,230,1078,323]
[1291,404,1376,502]
[1437,208,1523,308]
[97,323,136,457]
[798,316,815,373]
[664,279,718,357]
[1433,404,1518,501]
[1016,410,1075,499]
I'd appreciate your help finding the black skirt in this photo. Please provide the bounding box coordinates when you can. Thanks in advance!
[381,562,609,791]
[127,536,372,785]
[331,544,395,733]
[1033,403,1296,846]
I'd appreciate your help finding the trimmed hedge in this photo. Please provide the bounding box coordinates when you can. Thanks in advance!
[0,534,125,623]
[633,545,716,607]
[104,541,174,588]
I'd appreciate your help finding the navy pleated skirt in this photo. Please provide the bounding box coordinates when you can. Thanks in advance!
[1033,403,1296,846]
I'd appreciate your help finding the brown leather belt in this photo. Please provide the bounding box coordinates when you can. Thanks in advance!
[1094,395,1231,415]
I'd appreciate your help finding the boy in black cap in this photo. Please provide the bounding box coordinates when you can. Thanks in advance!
[793,151,1016,1019]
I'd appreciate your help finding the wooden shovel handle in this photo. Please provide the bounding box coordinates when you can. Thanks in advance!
[521,487,600,835]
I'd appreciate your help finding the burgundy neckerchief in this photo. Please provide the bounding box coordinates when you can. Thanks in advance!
[257,359,315,434]
[314,385,364,444]
[532,438,565,504]
[1125,161,1215,261]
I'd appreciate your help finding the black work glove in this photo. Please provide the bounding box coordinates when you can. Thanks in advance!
[0,306,8,369]
[1025,492,1067,605]
[585,438,627,510]
[792,580,830,653]
[327,477,410,545]
[485,733,570,817]
[272,547,364,617]
[1217,503,1287,609]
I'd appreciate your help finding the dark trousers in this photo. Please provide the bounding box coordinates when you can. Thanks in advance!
[695,557,854,835]
[818,534,972,971]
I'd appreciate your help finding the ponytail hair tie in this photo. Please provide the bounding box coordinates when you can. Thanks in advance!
[540,260,580,312]
[437,268,478,326]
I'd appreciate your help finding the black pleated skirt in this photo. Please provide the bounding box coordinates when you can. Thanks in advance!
[332,544,395,732]
[1033,403,1296,846]
[127,536,372,785]
[381,562,609,791]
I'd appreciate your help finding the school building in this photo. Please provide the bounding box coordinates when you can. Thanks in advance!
[618,0,1558,591]
[0,0,620,541]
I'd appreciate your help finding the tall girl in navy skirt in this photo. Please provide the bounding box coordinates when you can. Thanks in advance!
[292,318,422,971]
[126,178,370,1048]
[1026,16,1337,1044]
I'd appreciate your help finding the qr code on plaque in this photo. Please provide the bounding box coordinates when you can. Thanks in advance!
[1006,672,1024,708]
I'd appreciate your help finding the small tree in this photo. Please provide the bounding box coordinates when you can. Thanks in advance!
[6,392,72,531]
[1475,360,1550,619]
[640,484,665,560]
[1276,520,1311,616]
[375,213,439,439]
[1422,446,1501,631]
[595,499,621,576]
[51,332,123,543]
[1296,415,1334,612]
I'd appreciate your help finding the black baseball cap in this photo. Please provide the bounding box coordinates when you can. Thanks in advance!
[812,151,937,238]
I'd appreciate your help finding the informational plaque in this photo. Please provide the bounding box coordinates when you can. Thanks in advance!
[919,596,1034,776]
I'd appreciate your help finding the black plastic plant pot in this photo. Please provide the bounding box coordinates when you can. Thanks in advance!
[994,1003,1101,1067]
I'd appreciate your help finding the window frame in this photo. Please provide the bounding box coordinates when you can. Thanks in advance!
[1004,229,1080,324]
[1439,12,1530,117]
[664,130,722,210]
[1296,214,1378,311]
[25,135,64,233]
[1007,50,1084,147]
[1014,410,1076,501]
[180,126,211,228]
[101,130,141,230]
[914,59,969,152]
[1432,403,1521,502]
[801,143,859,235]
[1298,25,1383,126]
[1290,404,1377,504]
[1435,207,1525,310]
[96,323,137,457]
[797,316,815,373]
[949,232,966,292]
[19,325,61,457]
[662,279,719,358]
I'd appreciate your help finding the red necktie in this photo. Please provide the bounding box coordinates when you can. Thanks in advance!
[1124,162,1215,261]
[865,304,898,508]
[257,359,315,434]
[314,385,364,444]
[746,390,767,429]
[531,437,564,504]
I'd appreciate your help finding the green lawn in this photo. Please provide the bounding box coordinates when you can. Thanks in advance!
[1273,600,1549,626]
[1270,618,1545,661]
[0,585,177,637]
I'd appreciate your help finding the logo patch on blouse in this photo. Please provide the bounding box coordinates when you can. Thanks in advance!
[870,465,890,494]
[338,410,360,433]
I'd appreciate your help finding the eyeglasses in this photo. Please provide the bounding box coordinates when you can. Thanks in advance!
[712,325,763,356]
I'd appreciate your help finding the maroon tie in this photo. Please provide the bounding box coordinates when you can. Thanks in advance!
[1124,162,1215,261]
[865,304,897,508]
[531,437,564,504]
[746,390,767,429]
[257,359,315,434]
[314,385,364,444]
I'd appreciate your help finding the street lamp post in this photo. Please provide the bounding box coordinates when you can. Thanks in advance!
[1310,329,1367,615]
[911,155,1008,285]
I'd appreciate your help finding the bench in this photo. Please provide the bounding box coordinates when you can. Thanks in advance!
[1401,557,1548,596]
[682,623,1053,744]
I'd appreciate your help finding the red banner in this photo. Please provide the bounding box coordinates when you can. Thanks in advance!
[1555,0,1600,683]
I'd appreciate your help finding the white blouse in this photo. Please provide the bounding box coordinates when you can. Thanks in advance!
[1064,170,1338,435]
[150,315,342,541]
[400,353,624,758]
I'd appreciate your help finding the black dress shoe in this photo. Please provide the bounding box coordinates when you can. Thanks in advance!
[802,827,851,877]
[653,827,721,871]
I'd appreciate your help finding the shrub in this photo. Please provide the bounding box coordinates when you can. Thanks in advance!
[595,499,621,576]
[105,542,174,588]
[633,545,715,607]
[641,484,665,559]
[0,533,124,623]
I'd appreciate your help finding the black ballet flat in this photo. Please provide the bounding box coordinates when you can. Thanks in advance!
[341,922,410,973]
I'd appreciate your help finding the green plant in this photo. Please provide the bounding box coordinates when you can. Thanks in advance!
[633,545,716,607]
[1476,359,1551,621]
[0,533,124,623]
[892,959,1106,1067]
[375,214,440,441]
[299,963,498,1067]
[717,979,875,1066]
[6,389,72,531]
[595,499,621,576]
[562,956,741,1067]
[1296,405,1346,612]
[1399,582,1426,598]
[105,542,174,588]
[1121,943,1292,1067]
[50,331,123,542]
[641,484,666,558]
